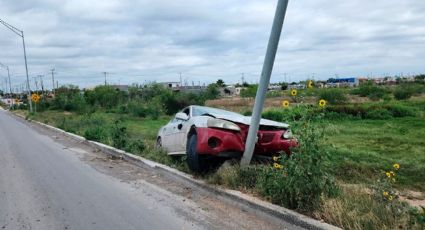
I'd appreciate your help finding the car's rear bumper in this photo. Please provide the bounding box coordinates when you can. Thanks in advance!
[195,127,297,156]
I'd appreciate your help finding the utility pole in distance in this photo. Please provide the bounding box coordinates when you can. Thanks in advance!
[38,75,44,94]
[241,0,290,167]
[0,62,14,106]
[51,68,55,93]
[103,72,108,85]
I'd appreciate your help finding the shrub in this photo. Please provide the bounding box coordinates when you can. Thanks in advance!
[111,120,128,149]
[125,139,146,154]
[240,85,258,98]
[351,81,388,100]
[84,126,107,142]
[318,88,347,105]
[386,104,416,117]
[394,90,412,101]
[365,108,393,119]
[258,117,339,211]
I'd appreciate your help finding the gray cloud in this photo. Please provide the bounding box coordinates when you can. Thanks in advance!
[0,0,424,90]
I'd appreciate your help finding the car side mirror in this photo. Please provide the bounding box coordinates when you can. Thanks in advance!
[175,112,189,121]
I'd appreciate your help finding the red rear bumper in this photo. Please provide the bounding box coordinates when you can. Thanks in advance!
[195,127,297,156]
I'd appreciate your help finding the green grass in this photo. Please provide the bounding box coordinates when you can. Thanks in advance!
[325,117,425,191]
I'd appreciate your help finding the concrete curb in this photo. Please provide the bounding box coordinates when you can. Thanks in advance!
[11,111,340,230]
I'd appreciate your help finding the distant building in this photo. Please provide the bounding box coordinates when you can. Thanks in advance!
[159,82,181,90]
[219,86,236,97]
[326,78,359,87]
[110,85,130,92]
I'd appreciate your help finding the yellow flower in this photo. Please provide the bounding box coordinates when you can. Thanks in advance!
[273,163,283,169]
[272,156,279,162]
[386,172,391,178]
[319,99,327,107]
[393,163,400,170]
[307,81,313,88]
[383,191,389,197]
[282,100,290,108]
[31,93,41,103]
[290,89,297,96]
[388,195,394,201]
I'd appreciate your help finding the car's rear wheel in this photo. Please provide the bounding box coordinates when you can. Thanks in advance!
[186,133,209,173]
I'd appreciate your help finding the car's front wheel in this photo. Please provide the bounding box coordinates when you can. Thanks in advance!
[155,137,162,149]
[186,133,209,173]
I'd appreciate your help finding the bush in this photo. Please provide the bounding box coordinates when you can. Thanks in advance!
[84,126,108,142]
[351,81,388,100]
[318,88,347,105]
[392,84,422,100]
[240,85,258,98]
[385,104,416,117]
[125,139,146,154]
[365,108,393,120]
[111,120,128,149]
[258,117,339,211]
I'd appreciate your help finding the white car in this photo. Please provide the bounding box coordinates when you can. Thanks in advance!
[156,105,297,172]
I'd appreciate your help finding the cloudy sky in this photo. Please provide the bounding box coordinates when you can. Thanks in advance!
[1,0,424,90]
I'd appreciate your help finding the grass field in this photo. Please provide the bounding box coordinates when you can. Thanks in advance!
[325,117,425,191]
[20,99,425,192]
[15,91,425,229]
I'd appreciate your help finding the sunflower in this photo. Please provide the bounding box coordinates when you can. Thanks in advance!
[393,163,400,170]
[308,80,313,88]
[319,99,327,107]
[282,100,290,108]
[272,156,280,162]
[31,94,40,103]
[383,191,389,197]
[388,195,394,201]
[290,89,297,96]
[273,163,283,169]
[386,172,391,178]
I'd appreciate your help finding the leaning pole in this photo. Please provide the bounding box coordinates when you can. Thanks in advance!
[241,0,290,166]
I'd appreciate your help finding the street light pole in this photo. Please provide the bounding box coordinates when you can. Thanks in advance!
[22,31,33,112]
[241,0,290,166]
[0,18,33,112]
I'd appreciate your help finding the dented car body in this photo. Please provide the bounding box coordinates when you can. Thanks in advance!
[156,106,297,172]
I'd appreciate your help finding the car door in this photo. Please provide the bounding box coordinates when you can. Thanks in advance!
[172,107,191,152]
[161,119,176,152]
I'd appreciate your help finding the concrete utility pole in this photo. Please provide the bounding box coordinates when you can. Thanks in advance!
[33,77,39,92]
[0,18,33,112]
[38,75,44,94]
[0,62,14,106]
[241,0,290,167]
[103,72,108,85]
[51,68,55,93]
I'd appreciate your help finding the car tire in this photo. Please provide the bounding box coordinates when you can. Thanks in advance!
[186,133,208,173]
[155,137,162,149]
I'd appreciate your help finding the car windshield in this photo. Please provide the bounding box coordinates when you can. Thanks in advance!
[192,106,244,118]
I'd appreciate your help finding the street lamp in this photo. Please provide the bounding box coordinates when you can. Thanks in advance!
[0,18,33,112]
[0,62,14,106]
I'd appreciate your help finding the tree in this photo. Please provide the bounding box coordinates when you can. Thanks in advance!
[216,79,226,87]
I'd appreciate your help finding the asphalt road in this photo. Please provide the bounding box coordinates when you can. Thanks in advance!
[0,109,302,230]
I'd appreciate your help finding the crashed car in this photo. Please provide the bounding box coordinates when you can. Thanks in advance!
[156,105,297,172]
